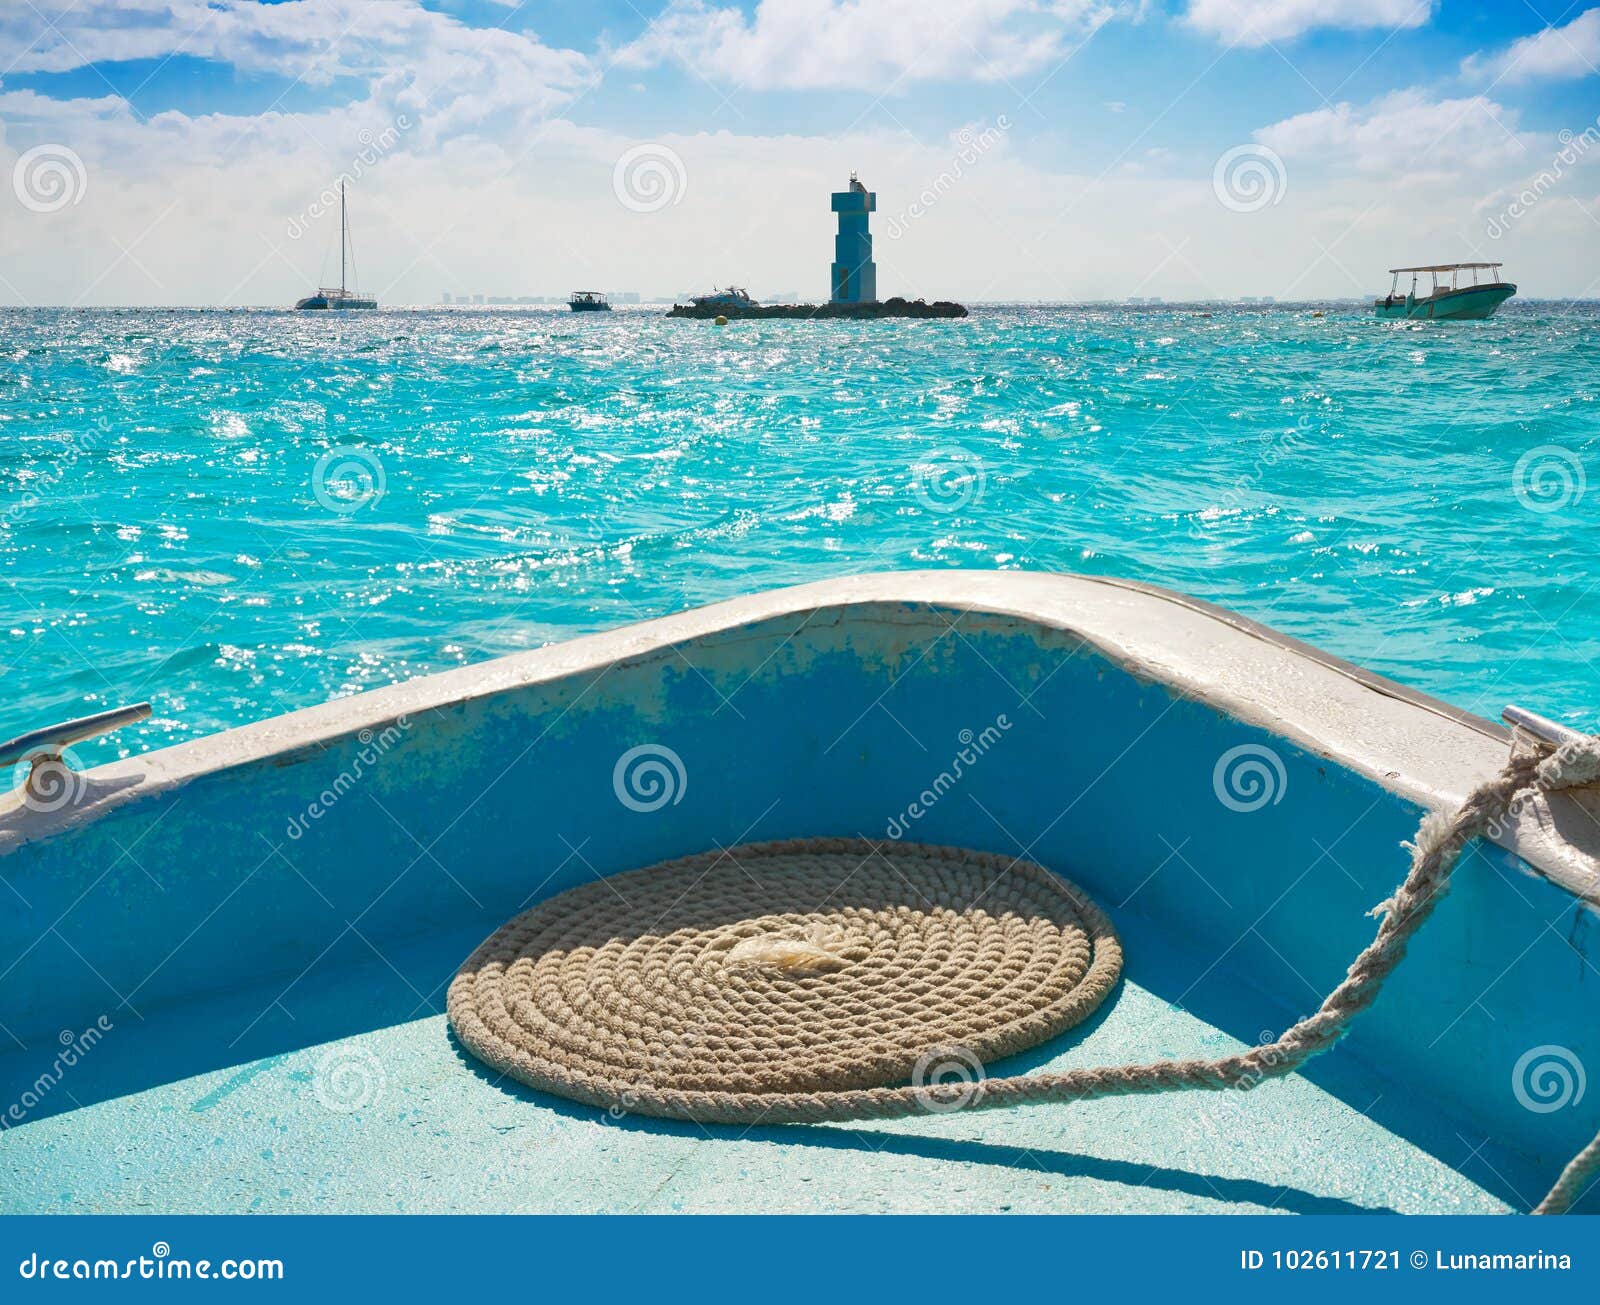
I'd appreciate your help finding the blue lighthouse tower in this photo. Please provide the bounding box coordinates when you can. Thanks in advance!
[830,173,877,304]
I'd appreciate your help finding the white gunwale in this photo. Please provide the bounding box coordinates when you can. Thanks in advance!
[3,570,1595,906]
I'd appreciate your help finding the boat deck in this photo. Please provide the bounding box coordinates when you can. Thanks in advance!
[0,900,1534,1215]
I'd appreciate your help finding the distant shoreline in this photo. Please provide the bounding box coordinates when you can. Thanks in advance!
[1,300,1595,311]
[669,297,968,320]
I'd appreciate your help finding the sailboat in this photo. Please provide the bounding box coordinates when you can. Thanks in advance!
[295,180,377,310]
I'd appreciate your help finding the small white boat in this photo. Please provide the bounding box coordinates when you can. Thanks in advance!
[688,285,757,310]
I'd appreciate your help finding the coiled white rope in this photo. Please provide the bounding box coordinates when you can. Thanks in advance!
[450,729,1600,1215]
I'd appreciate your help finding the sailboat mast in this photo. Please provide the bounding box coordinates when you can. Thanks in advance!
[340,180,347,296]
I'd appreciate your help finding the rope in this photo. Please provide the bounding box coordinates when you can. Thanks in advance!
[448,842,1123,1110]
[448,730,1600,1215]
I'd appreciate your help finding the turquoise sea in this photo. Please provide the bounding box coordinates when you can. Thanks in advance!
[3,303,1597,764]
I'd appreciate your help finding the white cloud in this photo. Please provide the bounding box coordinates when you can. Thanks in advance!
[1462,8,1600,84]
[0,1,600,305]
[1244,89,1600,280]
[0,4,1594,305]
[1184,0,1433,46]
[616,0,1119,91]
[1256,89,1529,176]
[0,2,594,126]
[6,84,1587,310]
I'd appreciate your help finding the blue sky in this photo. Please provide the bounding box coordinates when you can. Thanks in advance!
[1,1,1597,303]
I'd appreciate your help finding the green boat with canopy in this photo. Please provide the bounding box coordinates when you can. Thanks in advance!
[1374,263,1515,320]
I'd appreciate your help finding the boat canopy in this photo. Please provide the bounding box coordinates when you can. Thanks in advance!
[1377,261,1516,317]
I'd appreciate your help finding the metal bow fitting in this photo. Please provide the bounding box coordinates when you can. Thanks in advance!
[0,703,152,804]
[1502,704,1586,748]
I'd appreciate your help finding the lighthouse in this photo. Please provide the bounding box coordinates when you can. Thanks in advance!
[830,173,877,304]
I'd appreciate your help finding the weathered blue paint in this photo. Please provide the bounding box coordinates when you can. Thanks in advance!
[0,587,1595,1213]
[830,176,877,303]
[0,915,1529,1214]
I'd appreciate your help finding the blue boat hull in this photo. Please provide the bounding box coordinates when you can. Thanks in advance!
[1,574,1595,1213]
[1374,283,1516,320]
